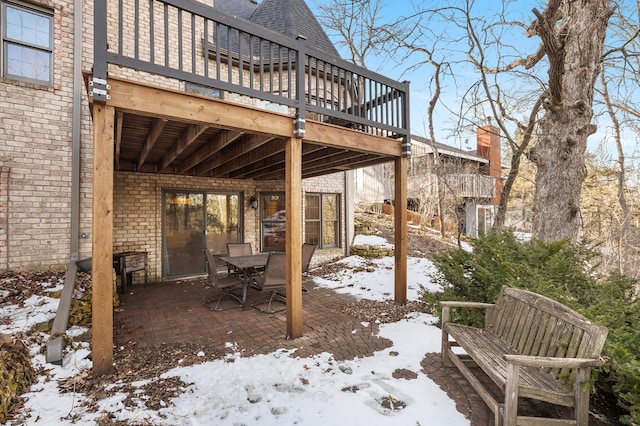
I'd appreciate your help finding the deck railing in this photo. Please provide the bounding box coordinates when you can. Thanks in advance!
[91,0,410,153]
[444,174,496,198]
[408,174,496,199]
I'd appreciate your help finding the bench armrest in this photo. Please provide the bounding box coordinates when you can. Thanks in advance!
[440,301,495,309]
[504,354,606,369]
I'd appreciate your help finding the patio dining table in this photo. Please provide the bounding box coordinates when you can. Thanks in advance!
[219,253,269,310]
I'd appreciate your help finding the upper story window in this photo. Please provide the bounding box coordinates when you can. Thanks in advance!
[1,1,53,85]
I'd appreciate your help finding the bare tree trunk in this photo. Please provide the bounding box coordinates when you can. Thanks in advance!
[529,0,613,242]
[601,70,630,274]
[426,63,448,240]
[493,97,543,230]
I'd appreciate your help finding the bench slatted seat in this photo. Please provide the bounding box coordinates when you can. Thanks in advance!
[441,286,608,426]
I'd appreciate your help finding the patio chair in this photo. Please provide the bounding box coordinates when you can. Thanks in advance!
[250,252,287,313]
[301,243,317,293]
[227,242,253,256]
[226,243,255,275]
[203,249,244,312]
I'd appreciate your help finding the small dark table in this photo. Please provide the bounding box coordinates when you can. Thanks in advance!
[219,253,269,309]
[113,252,148,294]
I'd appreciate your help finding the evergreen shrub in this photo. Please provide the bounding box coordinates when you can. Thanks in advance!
[421,230,640,425]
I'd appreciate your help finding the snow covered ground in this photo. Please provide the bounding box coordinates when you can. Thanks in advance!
[1,235,470,425]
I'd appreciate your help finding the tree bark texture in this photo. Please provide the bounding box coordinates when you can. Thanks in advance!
[530,0,613,242]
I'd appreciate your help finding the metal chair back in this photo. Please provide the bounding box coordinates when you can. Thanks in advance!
[227,243,253,257]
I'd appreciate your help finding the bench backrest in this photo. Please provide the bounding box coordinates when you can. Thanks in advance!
[486,286,608,379]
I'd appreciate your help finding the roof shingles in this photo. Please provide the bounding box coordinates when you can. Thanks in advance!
[214,0,340,57]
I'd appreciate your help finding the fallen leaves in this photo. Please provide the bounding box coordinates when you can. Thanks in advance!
[342,300,430,324]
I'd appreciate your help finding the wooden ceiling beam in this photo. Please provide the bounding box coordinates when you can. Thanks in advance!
[231,143,327,179]
[176,129,243,174]
[304,120,403,157]
[250,148,353,180]
[231,152,286,179]
[138,118,167,170]
[236,153,285,179]
[302,153,373,174]
[238,144,329,180]
[195,133,273,176]
[160,124,208,171]
[211,139,286,178]
[302,156,389,179]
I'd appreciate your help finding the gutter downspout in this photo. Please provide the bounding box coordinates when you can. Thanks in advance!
[46,0,82,365]
[70,0,82,261]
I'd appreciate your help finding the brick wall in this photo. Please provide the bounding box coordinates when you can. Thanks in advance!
[0,0,77,271]
[0,0,348,273]
[114,171,346,282]
[114,171,258,281]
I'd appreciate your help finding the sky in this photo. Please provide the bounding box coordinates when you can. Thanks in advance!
[308,0,545,147]
[1,235,472,426]
[308,0,638,160]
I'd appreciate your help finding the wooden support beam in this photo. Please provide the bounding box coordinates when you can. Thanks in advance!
[394,156,407,304]
[91,104,115,375]
[285,136,303,339]
[300,152,372,175]
[229,152,285,179]
[305,120,403,157]
[102,77,404,164]
[106,77,294,138]
[138,118,167,170]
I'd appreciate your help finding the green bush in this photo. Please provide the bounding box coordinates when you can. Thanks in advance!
[421,230,640,425]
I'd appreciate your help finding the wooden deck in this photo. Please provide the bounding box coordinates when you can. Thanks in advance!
[88,0,410,375]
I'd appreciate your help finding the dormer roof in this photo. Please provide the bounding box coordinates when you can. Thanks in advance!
[250,0,340,56]
[213,0,340,57]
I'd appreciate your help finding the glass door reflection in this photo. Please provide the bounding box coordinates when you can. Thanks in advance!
[206,193,239,258]
[163,191,242,278]
[163,191,206,278]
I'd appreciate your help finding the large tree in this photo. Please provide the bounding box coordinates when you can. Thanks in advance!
[528,0,614,242]
[318,0,631,245]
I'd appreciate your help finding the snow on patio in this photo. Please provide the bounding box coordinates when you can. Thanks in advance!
[1,235,469,425]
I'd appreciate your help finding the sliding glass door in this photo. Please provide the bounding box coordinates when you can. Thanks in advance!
[205,193,239,258]
[163,190,240,278]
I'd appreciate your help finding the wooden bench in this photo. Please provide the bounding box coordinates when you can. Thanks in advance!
[441,286,608,426]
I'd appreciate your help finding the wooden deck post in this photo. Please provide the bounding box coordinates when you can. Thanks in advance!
[285,136,303,338]
[91,104,115,375]
[394,156,408,304]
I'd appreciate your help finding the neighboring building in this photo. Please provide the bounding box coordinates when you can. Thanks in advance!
[354,125,501,237]
[0,0,409,277]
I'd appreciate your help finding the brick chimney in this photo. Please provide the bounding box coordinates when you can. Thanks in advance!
[477,125,501,204]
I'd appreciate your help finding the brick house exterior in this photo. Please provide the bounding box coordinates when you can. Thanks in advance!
[3,0,412,372]
[0,0,354,278]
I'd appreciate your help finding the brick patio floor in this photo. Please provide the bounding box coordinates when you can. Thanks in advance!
[114,277,493,424]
